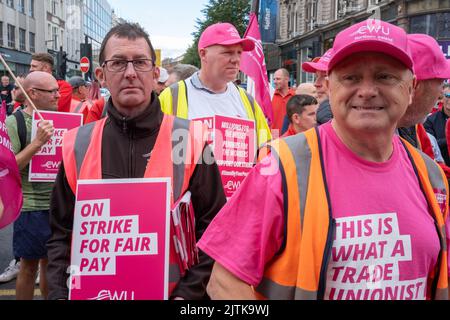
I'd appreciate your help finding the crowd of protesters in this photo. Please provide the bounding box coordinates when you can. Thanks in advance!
[0,17,449,301]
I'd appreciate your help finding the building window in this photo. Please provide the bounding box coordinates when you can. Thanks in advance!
[52,0,58,15]
[7,24,15,48]
[6,0,14,9]
[18,0,25,13]
[52,26,58,50]
[410,14,437,37]
[0,22,3,46]
[29,0,35,17]
[19,28,26,50]
[29,32,35,52]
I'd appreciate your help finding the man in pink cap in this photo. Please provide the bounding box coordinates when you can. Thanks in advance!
[300,49,334,126]
[412,34,450,166]
[198,19,449,300]
[159,22,271,147]
[397,34,450,176]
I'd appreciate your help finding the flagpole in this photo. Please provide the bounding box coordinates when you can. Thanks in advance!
[0,54,44,120]
[251,0,260,14]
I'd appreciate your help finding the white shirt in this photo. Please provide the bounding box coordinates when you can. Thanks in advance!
[185,73,248,120]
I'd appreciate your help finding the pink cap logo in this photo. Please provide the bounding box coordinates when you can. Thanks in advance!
[227,27,240,39]
[350,19,390,37]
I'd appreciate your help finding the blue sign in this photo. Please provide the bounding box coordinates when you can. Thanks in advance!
[259,0,278,43]
[438,41,450,58]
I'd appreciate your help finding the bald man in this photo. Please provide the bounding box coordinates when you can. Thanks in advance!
[5,71,57,300]
[29,53,72,113]
[272,68,296,132]
[295,82,317,98]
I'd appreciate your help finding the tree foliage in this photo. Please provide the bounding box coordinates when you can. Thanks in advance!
[182,0,251,67]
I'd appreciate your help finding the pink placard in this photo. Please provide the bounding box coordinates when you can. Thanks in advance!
[69,178,171,300]
[194,116,256,198]
[29,110,83,182]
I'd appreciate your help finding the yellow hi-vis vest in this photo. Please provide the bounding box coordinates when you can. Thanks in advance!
[256,128,449,300]
[159,80,272,147]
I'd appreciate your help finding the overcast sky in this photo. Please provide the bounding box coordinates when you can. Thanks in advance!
[108,0,210,59]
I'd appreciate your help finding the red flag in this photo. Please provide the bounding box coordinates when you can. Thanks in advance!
[240,13,273,125]
[0,101,22,229]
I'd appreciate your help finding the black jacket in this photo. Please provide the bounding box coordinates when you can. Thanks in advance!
[46,94,226,300]
[424,110,450,166]
[316,99,333,125]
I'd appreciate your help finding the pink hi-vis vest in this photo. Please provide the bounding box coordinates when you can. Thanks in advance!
[62,114,208,295]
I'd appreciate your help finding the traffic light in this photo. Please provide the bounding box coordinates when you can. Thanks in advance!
[57,46,67,80]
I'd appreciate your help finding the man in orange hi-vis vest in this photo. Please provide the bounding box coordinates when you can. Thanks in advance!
[46,23,226,300]
[199,20,450,300]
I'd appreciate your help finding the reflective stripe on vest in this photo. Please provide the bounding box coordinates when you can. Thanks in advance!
[62,114,207,294]
[255,129,448,300]
[74,101,84,113]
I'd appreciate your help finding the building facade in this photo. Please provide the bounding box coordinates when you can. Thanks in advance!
[83,0,112,71]
[65,0,84,77]
[0,0,45,76]
[0,0,114,80]
[272,0,450,85]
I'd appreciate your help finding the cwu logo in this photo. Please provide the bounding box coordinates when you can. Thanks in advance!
[351,19,389,37]
[89,290,135,301]
[41,161,60,170]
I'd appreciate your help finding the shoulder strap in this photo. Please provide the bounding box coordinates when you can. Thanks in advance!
[13,110,27,152]
[74,101,84,113]
[170,80,188,117]
[236,85,256,117]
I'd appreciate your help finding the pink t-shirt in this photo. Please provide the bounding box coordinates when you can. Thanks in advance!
[198,123,449,299]
[321,123,440,300]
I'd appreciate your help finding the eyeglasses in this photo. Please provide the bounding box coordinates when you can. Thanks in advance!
[102,59,154,73]
[31,87,60,95]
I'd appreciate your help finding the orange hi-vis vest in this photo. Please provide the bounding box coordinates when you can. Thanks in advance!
[70,99,92,124]
[62,114,208,295]
[256,128,449,300]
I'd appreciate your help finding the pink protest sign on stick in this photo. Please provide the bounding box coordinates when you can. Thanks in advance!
[69,178,171,300]
[29,110,83,182]
[194,115,256,199]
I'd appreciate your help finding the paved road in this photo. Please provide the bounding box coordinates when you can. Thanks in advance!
[0,224,42,300]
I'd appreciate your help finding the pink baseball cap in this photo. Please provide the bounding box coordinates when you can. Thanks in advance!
[328,19,413,72]
[198,22,255,52]
[408,34,450,80]
[302,49,334,73]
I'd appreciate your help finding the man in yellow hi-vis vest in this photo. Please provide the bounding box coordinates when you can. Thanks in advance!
[159,22,271,147]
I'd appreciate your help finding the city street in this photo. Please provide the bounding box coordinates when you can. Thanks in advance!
[0,225,42,300]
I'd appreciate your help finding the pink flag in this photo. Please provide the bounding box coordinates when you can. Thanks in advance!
[0,103,22,229]
[240,13,273,124]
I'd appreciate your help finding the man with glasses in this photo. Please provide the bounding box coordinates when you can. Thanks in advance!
[425,83,450,166]
[29,53,72,113]
[5,71,57,299]
[47,23,226,300]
